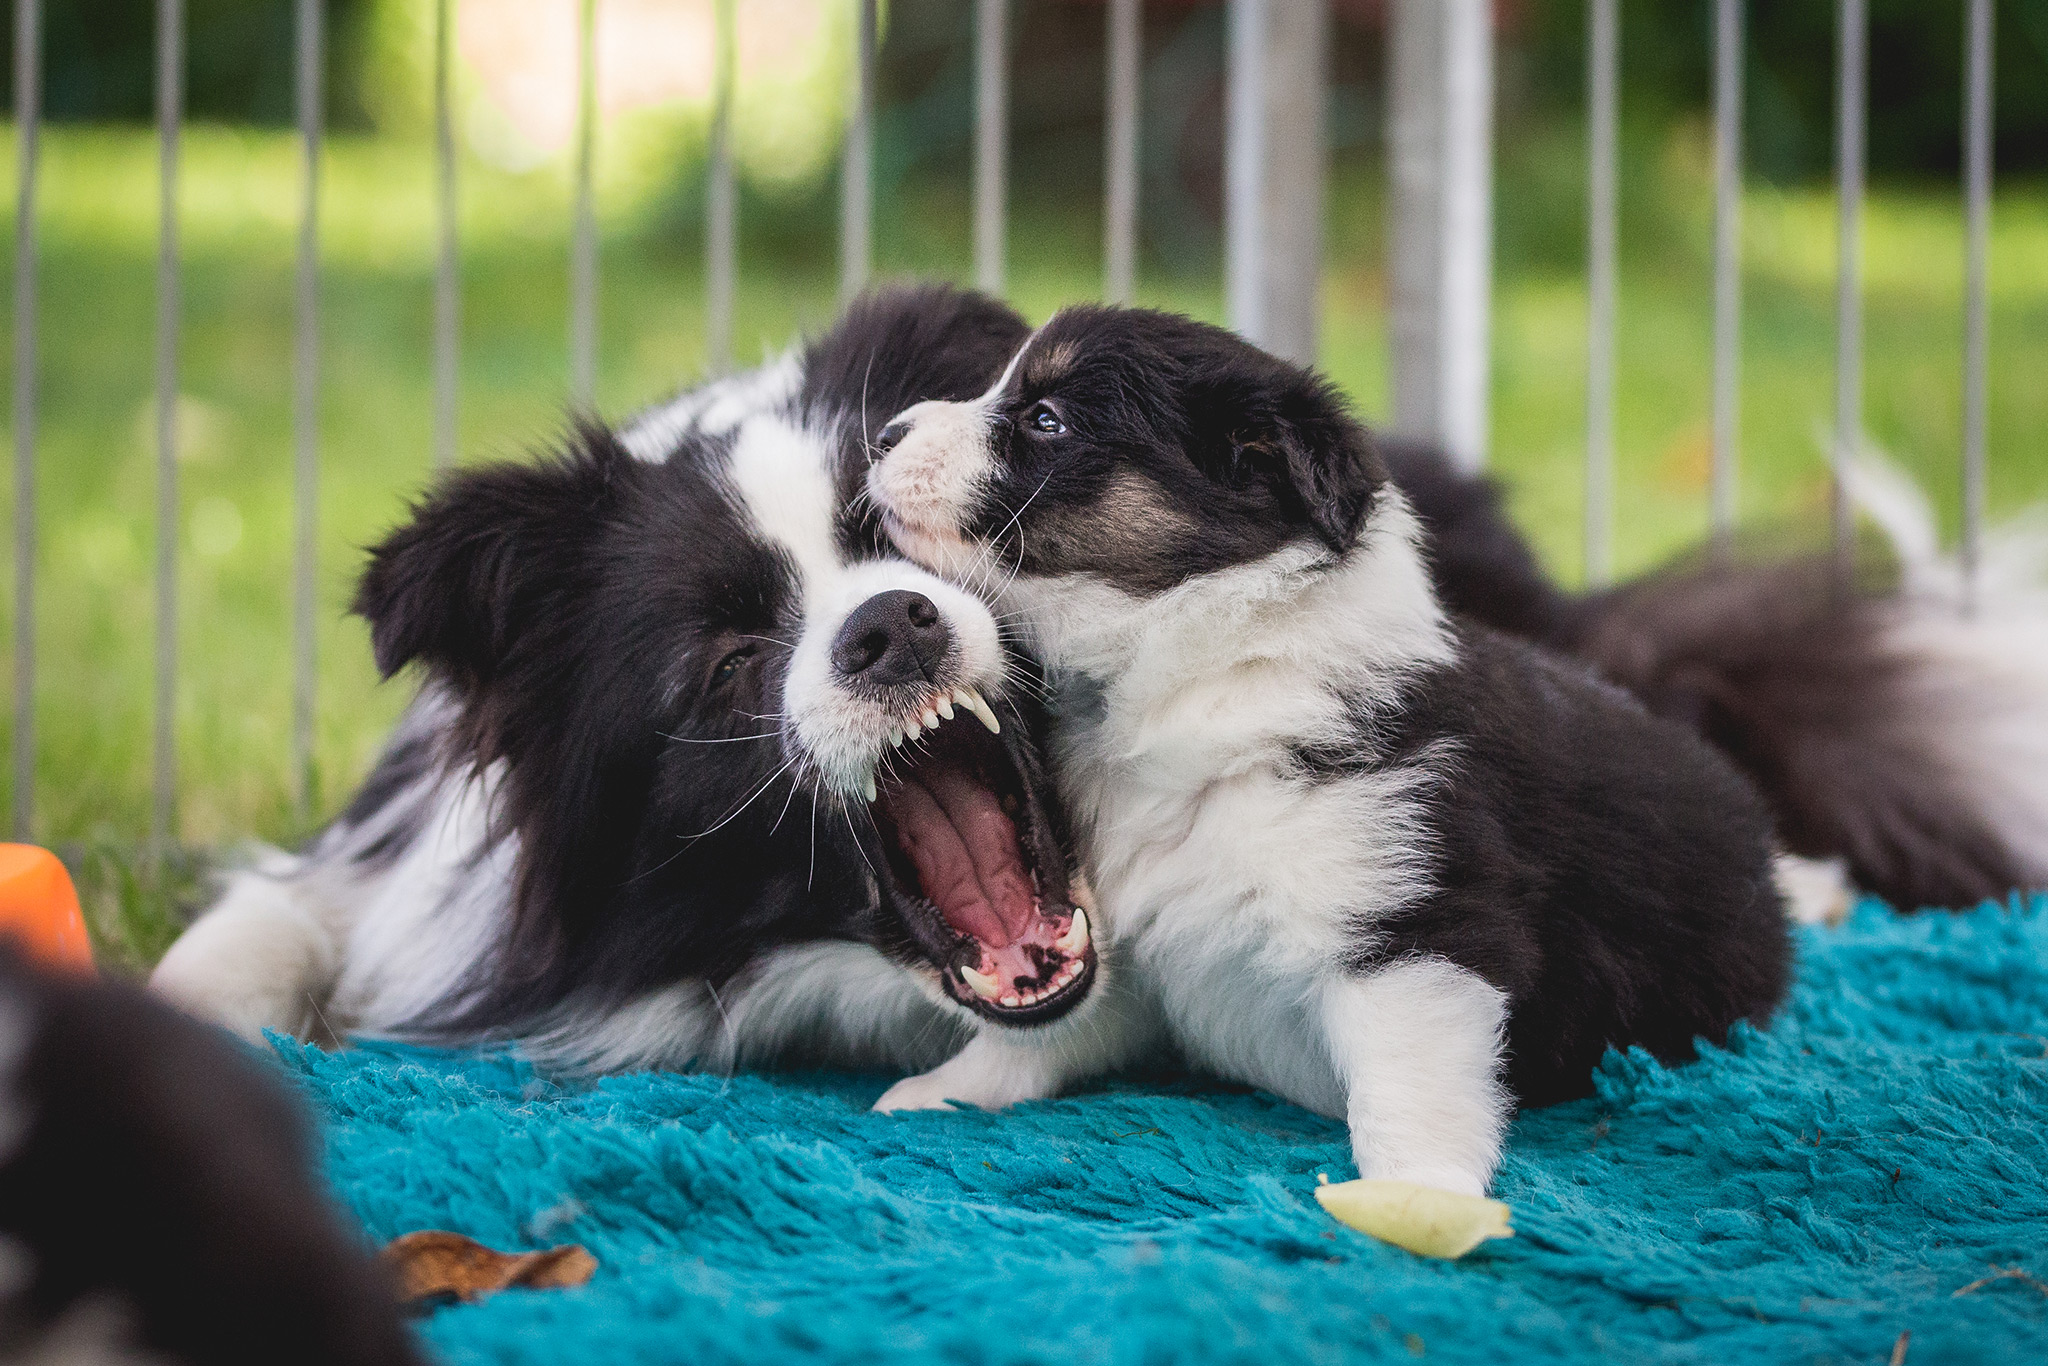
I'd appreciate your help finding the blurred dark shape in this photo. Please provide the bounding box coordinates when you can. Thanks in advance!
[0,943,424,1366]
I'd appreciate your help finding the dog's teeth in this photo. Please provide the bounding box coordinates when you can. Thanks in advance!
[921,707,940,730]
[936,694,956,721]
[959,688,1001,735]
[959,964,1002,1001]
[902,715,921,738]
[861,773,878,803]
[888,726,904,748]
[1000,992,1021,1008]
[1054,907,1091,955]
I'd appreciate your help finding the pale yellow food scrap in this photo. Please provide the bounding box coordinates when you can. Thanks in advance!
[1314,1177,1514,1259]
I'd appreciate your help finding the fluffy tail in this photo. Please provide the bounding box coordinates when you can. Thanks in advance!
[1385,439,2048,910]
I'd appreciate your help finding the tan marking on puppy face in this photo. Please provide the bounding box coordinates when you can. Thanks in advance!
[1027,469,1199,594]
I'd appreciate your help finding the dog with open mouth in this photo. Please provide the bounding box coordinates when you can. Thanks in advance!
[866,304,1793,1196]
[151,287,1147,1106]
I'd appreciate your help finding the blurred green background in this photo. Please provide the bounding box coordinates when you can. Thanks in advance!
[3,0,2046,965]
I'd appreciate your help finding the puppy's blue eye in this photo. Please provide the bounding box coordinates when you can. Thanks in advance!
[1029,404,1066,435]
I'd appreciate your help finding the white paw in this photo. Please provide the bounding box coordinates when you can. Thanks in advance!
[872,1071,965,1113]
[149,895,337,1045]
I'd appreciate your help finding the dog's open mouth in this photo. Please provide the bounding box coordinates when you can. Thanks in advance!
[870,691,1096,1023]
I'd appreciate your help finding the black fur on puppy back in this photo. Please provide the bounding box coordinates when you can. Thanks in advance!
[1354,629,1793,1106]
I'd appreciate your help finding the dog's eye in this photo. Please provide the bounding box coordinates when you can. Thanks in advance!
[1028,403,1066,435]
[710,646,754,688]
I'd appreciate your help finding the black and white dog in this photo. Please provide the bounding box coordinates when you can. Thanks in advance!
[151,284,2046,1197]
[866,305,1795,1194]
[152,288,1147,1107]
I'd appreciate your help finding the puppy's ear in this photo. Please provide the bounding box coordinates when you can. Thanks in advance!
[1191,363,1385,553]
[353,427,630,688]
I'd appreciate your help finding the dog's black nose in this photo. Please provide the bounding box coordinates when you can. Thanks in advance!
[874,419,912,454]
[832,590,951,687]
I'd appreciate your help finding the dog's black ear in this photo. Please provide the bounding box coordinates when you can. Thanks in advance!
[1189,360,1385,553]
[353,427,631,688]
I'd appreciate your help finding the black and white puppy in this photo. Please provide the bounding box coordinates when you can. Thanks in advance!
[866,305,1792,1195]
[152,288,1142,1108]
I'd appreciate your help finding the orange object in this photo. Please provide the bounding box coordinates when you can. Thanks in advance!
[0,845,94,973]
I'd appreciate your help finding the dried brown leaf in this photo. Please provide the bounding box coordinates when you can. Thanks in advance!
[381,1231,598,1309]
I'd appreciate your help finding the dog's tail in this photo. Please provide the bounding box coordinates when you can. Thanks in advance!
[1562,549,2048,910]
[1386,438,2048,910]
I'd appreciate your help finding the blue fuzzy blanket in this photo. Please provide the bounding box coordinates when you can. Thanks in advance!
[276,897,2048,1365]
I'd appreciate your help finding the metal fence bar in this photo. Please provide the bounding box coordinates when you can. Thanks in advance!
[11,0,38,840]
[841,0,876,304]
[706,0,735,373]
[1386,0,1492,470]
[973,0,1009,296]
[1832,0,1866,566]
[12,0,38,841]
[1961,0,1993,606]
[1710,0,1743,550]
[1584,0,1618,586]
[570,0,597,405]
[1103,0,1140,304]
[292,0,322,819]
[153,0,183,862]
[433,0,458,468]
[1225,0,1326,367]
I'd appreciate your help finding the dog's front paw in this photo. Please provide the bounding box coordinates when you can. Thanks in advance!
[872,1071,964,1113]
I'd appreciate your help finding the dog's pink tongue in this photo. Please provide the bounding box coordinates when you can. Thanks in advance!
[885,770,1035,948]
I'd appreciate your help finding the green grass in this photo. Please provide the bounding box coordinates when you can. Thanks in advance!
[3,124,2044,968]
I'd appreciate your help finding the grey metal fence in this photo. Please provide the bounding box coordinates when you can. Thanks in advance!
[3,0,2011,847]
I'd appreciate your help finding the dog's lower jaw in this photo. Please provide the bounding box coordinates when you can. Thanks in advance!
[1322,959,1513,1198]
[873,944,1161,1113]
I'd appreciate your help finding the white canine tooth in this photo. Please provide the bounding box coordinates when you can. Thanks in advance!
[959,964,1002,1001]
[960,688,1001,734]
[921,707,940,731]
[936,694,956,721]
[1054,907,1091,955]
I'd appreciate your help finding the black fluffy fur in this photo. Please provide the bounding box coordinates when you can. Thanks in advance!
[1381,441,2042,911]
[1341,629,1788,1105]
[0,945,421,1365]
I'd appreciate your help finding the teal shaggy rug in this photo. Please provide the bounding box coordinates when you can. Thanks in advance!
[274,896,2048,1366]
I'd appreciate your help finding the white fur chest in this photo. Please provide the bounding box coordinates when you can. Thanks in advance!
[1013,505,1457,1120]
[1049,670,1444,1120]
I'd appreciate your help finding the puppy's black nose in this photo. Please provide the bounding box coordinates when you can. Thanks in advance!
[832,590,951,687]
[874,419,912,454]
